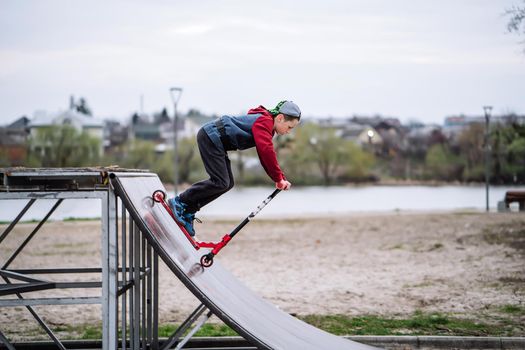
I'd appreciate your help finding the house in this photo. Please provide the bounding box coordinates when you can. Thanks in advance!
[406,124,444,155]
[442,114,525,141]
[340,122,383,147]
[375,119,407,156]
[29,109,104,155]
[0,116,30,165]
[130,108,215,154]
[104,120,129,149]
[130,113,162,141]
[31,109,104,139]
[311,117,383,147]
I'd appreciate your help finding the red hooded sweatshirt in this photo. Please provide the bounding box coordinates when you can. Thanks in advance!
[248,106,285,182]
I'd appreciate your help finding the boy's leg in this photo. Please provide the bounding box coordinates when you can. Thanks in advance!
[179,128,234,213]
[190,155,234,210]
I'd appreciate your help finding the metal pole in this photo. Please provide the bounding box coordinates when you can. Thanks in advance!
[483,106,492,213]
[170,87,183,195]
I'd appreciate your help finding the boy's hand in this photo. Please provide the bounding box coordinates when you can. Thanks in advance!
[276,179,292,190]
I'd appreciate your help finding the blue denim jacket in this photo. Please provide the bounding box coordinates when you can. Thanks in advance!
[202,114,261,151]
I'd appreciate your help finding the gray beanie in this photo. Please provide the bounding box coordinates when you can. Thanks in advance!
[279,101,301,119]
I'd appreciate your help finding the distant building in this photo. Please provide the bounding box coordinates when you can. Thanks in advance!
[129,113,162,141]
[104,120,129,149]
[341,123,383,146]
[0,116,30,165]
[128,108,215,154]
[29,109,104,155]
[31,109,104,138]
[406,124,445,155]
[443,114,525,140]
[309,117,383,147]
[375,119,407,156]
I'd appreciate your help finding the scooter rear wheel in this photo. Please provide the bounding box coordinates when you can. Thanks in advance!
[200,254,214,268]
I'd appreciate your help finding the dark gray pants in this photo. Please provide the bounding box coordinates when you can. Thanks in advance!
[179,128,234,213]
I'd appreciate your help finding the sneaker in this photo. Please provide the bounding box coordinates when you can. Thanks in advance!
[168,196,186,216]
[168,196,196,237]
[183,212,198,237]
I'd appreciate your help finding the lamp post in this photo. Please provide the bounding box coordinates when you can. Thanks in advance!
[367,129,375,154]
[170,87,183,195]
[367,129,374,144]
[483,106,492,212]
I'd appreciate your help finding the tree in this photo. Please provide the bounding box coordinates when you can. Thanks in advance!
[425,144,462,181]
[457,123,485,181]
[142,137,201,185]
[507,137,525,182]
[74,97,93,116]
[506,1,525,52]
[28,125,101,167]
[116,139,156,170]
[154,108,171,124]
[491,123,525,183]
[0,148,10,167]
[175,137,198,184]
[286,123,375,185]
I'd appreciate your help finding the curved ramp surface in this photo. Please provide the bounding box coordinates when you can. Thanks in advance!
[111,172,377,350]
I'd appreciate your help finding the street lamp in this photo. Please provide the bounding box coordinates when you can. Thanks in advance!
[483,105,492,212]
[170,87,183,195]
[367,129,374,144]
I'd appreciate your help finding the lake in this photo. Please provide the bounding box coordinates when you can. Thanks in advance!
[0,185,523,222]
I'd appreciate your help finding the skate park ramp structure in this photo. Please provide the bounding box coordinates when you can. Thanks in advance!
[111,172,376,350]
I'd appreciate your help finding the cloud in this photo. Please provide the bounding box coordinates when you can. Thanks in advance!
[171,24,214,35]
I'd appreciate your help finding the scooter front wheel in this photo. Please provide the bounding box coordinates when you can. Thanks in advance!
[200,253,214,268]
[152,190,166,203]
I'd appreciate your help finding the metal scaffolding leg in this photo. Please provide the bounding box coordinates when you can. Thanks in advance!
[174,308,213,350]
[161,303,212,350]
[0,198,35,245]
[0,330,15,350]
[0,198,68,350]
[0,171,160,350]
[102,190,118,350]
[121,205,128,350]
[113,192,159,350]
[0,192,106,350]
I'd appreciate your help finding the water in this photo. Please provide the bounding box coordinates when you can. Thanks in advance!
[0,185,523,222]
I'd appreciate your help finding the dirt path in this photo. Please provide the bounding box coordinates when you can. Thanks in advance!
[1,212,524,339]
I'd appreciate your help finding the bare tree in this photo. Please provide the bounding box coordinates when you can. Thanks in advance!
[506,1,525,51]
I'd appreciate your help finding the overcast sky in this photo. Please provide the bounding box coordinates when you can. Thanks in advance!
[1,0,524,125]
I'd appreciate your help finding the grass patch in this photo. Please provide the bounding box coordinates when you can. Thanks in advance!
[0,219,42,225]
[55,322,237,340]
[159,323,237,337]
[63,217,101,222]
[299,311,522,336]
[500,304,524,314]
[482,222,525,253]
[45,311,524,341]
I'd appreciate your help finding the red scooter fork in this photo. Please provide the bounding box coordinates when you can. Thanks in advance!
[199,189,281,267]
[152,189,281,268]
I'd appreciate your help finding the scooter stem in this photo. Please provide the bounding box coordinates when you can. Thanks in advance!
[229,189,281,239]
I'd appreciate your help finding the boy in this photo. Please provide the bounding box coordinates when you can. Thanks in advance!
[169,100,301,236]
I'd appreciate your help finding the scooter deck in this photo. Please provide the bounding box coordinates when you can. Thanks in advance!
[152,188,280,268]
[152,190,230,267]
[152,190,201,250]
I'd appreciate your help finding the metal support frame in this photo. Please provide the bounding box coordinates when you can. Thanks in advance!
[0,169,217,349]
[0,173,159,350]
[160,303,213,350]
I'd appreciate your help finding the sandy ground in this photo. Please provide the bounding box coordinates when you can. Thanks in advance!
[1,211,524,339]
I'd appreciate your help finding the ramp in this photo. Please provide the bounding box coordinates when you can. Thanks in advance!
[110,172,377,350]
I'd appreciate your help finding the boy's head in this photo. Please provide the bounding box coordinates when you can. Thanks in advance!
[271,100,301,135]
[270,100,301,121]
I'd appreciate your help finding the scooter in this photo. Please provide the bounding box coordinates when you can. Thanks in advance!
[152,189,281,268]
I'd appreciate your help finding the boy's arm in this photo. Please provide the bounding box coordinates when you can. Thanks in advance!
[252,117,285,183]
